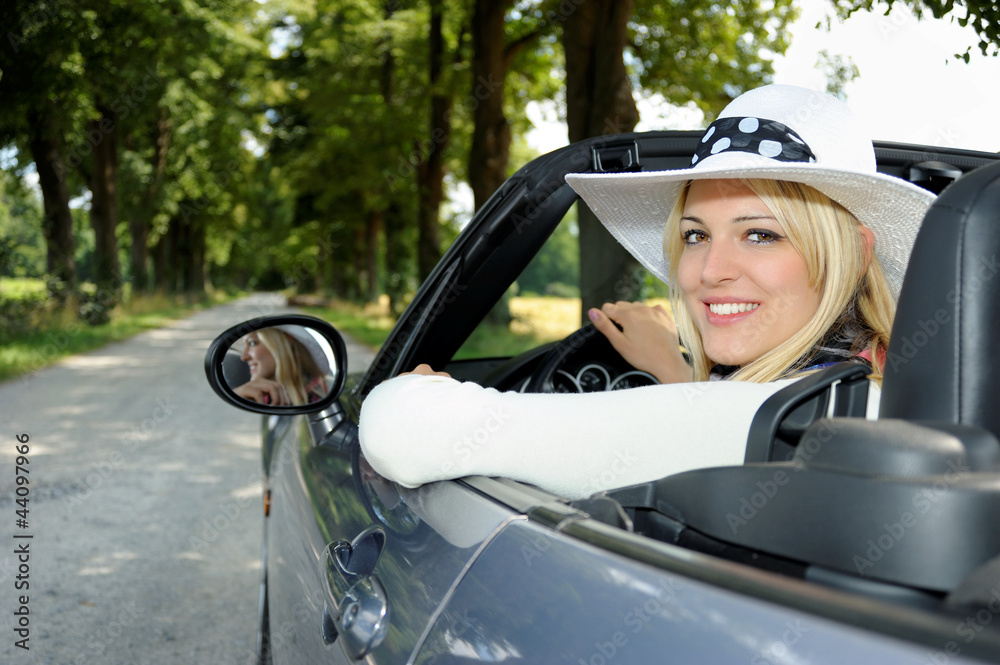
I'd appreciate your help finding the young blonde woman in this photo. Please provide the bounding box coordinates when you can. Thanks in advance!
[236,326,330,406]
[589,178,895,387]
[358,84,936,499]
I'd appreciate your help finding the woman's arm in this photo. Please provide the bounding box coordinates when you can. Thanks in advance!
[234,378,290,405]
[359,373,830,499]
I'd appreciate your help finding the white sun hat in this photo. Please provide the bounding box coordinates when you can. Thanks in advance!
[275,325,332,376]
[564,84,937,299]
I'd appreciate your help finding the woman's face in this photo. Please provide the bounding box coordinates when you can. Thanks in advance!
[676,179,822,367]
[240,332,276,380]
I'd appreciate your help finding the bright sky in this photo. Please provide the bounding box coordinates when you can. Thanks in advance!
[528,2,1000,155]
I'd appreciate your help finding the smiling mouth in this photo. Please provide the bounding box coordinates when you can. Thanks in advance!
[708,302,760,315]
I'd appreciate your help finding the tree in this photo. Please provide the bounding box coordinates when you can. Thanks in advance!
[97,0,265,297]
[27,105,78,300]
[0,0,89,301]
[121,107,171,294]
[415,0,464,280]
[376,1,425,313]
[466,0,552,212]
[261,0,451,309]
[467,0,513,214]
[563,0,640,319]
[70,2,161,305]
[78,0,263,299]
[3,0,823,320]
[629,1,797,114]
[563,0,798,317]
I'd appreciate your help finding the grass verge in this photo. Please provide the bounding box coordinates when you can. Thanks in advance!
[0,289,236,383]
[299,300,397,350]
[299,295,584,360]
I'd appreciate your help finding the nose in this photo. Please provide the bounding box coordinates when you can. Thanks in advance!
[240,346,251,361]
[699,240,741,285]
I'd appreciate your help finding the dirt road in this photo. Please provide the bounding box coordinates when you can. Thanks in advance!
[0,294,375,665]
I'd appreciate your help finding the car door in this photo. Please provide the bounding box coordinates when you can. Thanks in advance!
[264,411,520,664]
[411,477,1000,665]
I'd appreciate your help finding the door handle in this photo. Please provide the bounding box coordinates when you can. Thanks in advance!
[321,525,389,659]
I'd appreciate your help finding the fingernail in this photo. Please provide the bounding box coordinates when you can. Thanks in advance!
[588,308,599,322]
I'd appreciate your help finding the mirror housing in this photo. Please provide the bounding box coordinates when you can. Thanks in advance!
[204,314,348,415]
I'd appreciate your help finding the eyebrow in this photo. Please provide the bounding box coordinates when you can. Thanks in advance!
[680,214,778,225]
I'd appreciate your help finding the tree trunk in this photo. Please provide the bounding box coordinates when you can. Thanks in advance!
[153,213,182,293]
[26,104,75,301]
[185,216,206,295]
[130,108,171,294]
[151,229,169,292]
[365,209,380,302]
[175,213,190,293]
[171,201,206,295]
[378,0,407,317]
[467,0,513,213]
[563,0,641,322]
[128,209,150,294]
[415,0,451,281]
[88,104,122,305]
[382,202,408,317]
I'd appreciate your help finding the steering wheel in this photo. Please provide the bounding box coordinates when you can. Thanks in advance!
[523,324,658,393]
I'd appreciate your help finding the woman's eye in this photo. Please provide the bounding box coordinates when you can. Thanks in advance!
[746,230,780,244]
[682,229,707,245]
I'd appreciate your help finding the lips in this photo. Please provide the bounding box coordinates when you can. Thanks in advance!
[703,300,760,326]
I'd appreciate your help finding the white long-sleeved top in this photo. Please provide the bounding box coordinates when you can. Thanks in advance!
[359,374,881,500]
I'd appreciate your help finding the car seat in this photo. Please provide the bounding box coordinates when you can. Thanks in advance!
[880,160,1000,440]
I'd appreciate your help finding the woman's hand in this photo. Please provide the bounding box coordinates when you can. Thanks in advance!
[400,364,452,378]
[234,378,290,406]
[588,302,692,384]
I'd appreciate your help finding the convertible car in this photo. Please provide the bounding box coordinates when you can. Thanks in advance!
[205,130,1000,664]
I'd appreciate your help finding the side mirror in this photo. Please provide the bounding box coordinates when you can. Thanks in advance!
[204,314,347,415]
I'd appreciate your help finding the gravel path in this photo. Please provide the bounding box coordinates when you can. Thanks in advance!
[0,294,375,665]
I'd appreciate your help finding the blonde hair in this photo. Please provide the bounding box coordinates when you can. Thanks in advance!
[257,329,325,405]
[664,179,895,385]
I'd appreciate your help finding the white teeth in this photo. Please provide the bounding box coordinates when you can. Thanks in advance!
[709,302,759,315]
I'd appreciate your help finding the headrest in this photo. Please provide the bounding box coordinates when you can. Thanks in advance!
[880,161,1000,441]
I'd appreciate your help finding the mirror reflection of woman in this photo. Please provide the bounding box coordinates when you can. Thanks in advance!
[235,327,330,406]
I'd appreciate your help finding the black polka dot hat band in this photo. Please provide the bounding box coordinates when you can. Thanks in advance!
[692,116,816,166]
[565,84,938,299]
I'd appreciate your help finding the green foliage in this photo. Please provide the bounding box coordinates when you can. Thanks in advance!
[516,211,580,297]
[0,0,875,330]
[452,320,550,359]
[0,0,92,139]
[630,0,800,117]
[816,49,861,98]
[301,302,396,350]
[0,277,49,338]
[0,170,45,278]
[258,0,445,300]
